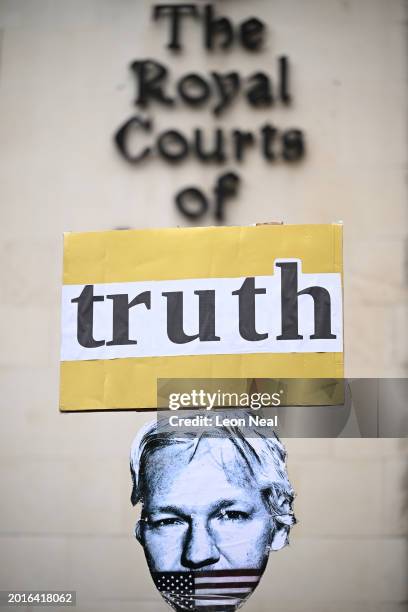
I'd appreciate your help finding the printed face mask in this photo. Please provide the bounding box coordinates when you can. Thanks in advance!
[151,568,264,612]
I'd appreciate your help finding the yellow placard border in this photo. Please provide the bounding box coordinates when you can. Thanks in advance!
[63,224,343,284]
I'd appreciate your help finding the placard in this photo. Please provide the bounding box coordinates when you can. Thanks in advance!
[60,224,343,410]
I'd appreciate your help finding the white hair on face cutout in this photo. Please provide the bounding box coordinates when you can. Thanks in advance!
[130,411,296,548]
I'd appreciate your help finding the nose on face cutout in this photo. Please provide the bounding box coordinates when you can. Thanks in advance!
[152,568,264,612]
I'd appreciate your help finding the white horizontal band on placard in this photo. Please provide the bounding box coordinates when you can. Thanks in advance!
[61,260,343,362]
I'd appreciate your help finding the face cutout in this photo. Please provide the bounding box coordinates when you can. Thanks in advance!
[134,438,285,612]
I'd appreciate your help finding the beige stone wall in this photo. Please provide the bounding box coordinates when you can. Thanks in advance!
[0,1,407,611]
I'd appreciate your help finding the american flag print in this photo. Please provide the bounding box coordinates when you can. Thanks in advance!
[153,568,262,612]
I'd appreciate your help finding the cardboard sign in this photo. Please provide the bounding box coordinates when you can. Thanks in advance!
[60,224,343,410]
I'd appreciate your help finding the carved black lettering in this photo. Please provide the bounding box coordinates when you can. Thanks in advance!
[153,4,199,51]
[246,72,273,107]
[214,171,240,221]
[239,17,265,50]
[233,130,255,162]
[175,187,208,219]
[114,115,152,164]
[130,59,174,107]
[194,128,225,162]
[261,124,277,161]
[204,4,234,50]
[211,72,240,116]
[282,129,305,161]
[177,73,211,106]
[279,56,291,104]
[157,129,189,162]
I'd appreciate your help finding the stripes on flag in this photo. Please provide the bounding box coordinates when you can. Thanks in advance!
[153,568,262,611]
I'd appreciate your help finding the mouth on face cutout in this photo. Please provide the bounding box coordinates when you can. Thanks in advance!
[152,568,263,612]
